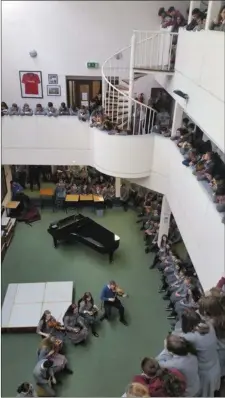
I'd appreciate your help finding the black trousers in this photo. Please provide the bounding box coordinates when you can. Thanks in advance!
[103,298,125,320]
[121,199,129,211]
[29,173,40,190]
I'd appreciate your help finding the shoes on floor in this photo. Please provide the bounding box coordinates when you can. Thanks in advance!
[158,289,166,293]
[92,331,99,337]
[167,315,176,320]
[64,367,73,374]
[120,319,128,326]
[163,295,170,300]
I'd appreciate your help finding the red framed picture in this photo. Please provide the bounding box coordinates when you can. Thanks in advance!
[19,71,43,98]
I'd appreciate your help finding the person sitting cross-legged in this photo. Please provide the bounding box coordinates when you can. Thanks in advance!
[9,103,20,115]
[58,102,70,115]
[47,102,58,117]
[100,280,128,325]
[78,292,100,337]
[1,101,9,116]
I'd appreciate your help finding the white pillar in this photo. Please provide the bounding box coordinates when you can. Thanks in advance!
[128,33,136,129]
[171,101,184,137]
[51,166,57,174]
[205,1,222,30]
[115,177,121,198]
[157,196,171,247]
[188,1,201,23]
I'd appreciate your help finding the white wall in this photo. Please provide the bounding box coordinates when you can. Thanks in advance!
[92,129,153,178]
[155,30,225,153]
[2,0,188,107]
[2,117,92,165]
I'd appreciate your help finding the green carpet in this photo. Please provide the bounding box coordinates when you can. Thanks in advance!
[1,208,169,397]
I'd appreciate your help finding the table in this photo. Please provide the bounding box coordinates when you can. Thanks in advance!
[93,195,104,202]
[40,188,54,209]
[79,194,93,201]
[65,194,79,213]
[5,201,20,216]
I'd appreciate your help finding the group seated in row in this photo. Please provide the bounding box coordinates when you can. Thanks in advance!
[159,5,225,32]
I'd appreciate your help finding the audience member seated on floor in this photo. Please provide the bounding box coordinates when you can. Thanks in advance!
[167,6,186,25]
[124,382,149,398]
[9,103,20,115]
[36,310,65,341]
[156,334,200,397]
[120,184,130,211]
[90,112,104,129]
[171,117,189,141]
[193,12,206,31]
[17,382,36,397]
[158,7,172,28]
[58,102,70,115]
[132,357,186,397]
[20,103,33,116]
[173,310,221,397]
[151,108,171,136]
[35,103,47,115]
[78,106,90,122]
[37,336,73,375]
[33,359,56,397]
[63,304,89,345]
[47,102,58,117]
[214,187,225,213]
[78,292,100,337]
[210,5,225,32]
[1,101,8,115]
[186,8,201,30]
[69,102,78,115]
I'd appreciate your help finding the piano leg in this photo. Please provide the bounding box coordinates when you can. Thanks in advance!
[53,237,58,248]
[109,251,114,263]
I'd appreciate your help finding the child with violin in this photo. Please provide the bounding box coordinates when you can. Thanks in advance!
[100,280,128,326]
[78,292,100,337]
[36,310,65,342]
[63,304,89,345]
[37,336,73,375]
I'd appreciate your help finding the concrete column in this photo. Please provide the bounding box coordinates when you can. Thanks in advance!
[157,196,171,247]
[115,177,121,198]
[188,1,201,23]
[51,166,57,174]
[205,1,222,30]
[171,101,184,137]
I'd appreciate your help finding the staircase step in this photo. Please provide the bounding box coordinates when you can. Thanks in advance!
[122,73,146,85]
[115,85,129,91]
[133,66,175,74]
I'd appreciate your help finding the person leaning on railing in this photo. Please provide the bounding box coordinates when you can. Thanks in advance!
[210,5,225,32]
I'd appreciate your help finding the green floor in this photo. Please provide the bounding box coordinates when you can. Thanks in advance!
[1,208,169,397]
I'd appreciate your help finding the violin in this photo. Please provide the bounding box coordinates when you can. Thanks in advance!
[47,319,64,331]
[113,285,128,297]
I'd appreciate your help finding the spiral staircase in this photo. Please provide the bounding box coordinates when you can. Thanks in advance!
[101,30,178,134]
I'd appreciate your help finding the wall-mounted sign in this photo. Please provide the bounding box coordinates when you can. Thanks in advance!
[86,62,99,69]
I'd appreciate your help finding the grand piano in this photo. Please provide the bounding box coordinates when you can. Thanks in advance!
[47,214,120,262]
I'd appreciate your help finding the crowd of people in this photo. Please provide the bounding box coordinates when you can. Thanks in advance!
[17,283,128,397]
[158,4,225,32]
[122,188,225,397]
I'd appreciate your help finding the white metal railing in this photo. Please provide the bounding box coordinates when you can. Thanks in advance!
[133,30,178,71]
[101,30,178,135]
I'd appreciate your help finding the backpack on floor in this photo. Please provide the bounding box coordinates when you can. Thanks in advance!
[17,205,41,226]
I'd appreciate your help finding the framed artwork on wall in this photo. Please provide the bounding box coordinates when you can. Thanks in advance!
[48,74,58,84]
[47,85,61,96]
[19,71,43,98]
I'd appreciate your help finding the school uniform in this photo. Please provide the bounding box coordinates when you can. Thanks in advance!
[156,349,200,396]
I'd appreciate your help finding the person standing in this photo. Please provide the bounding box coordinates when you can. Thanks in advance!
[33,359,56,397]
[28,166,41,191]
[100,280,128,325]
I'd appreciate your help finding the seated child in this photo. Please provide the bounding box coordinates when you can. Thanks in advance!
[9,103,20,115]
[78,106,90,122]
[1,101,8,115]
[35,103,47,115]
[47,102,58,116]
[20,103,33,116]
[59,102,70,115]
[69,103,78,116]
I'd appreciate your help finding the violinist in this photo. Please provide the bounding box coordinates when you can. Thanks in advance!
[100,280,128,326]
[63,304,89,345]
[37,336,73,375]
[36,310,65,341]
[78,292,99,337]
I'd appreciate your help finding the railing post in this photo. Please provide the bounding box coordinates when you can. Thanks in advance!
[205,0,222,30]
[128,32,136,129]
[102,77,106,109]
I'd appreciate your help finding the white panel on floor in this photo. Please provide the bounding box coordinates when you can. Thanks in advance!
[44,282,73,302]
[15,283,46,304]
[9,303,42,328]
[41,302,71,323]
[1,284,18,328]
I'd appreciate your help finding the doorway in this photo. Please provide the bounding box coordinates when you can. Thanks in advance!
[66,77,102,108]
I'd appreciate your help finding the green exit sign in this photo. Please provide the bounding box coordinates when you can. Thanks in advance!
[87,62,99,69]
